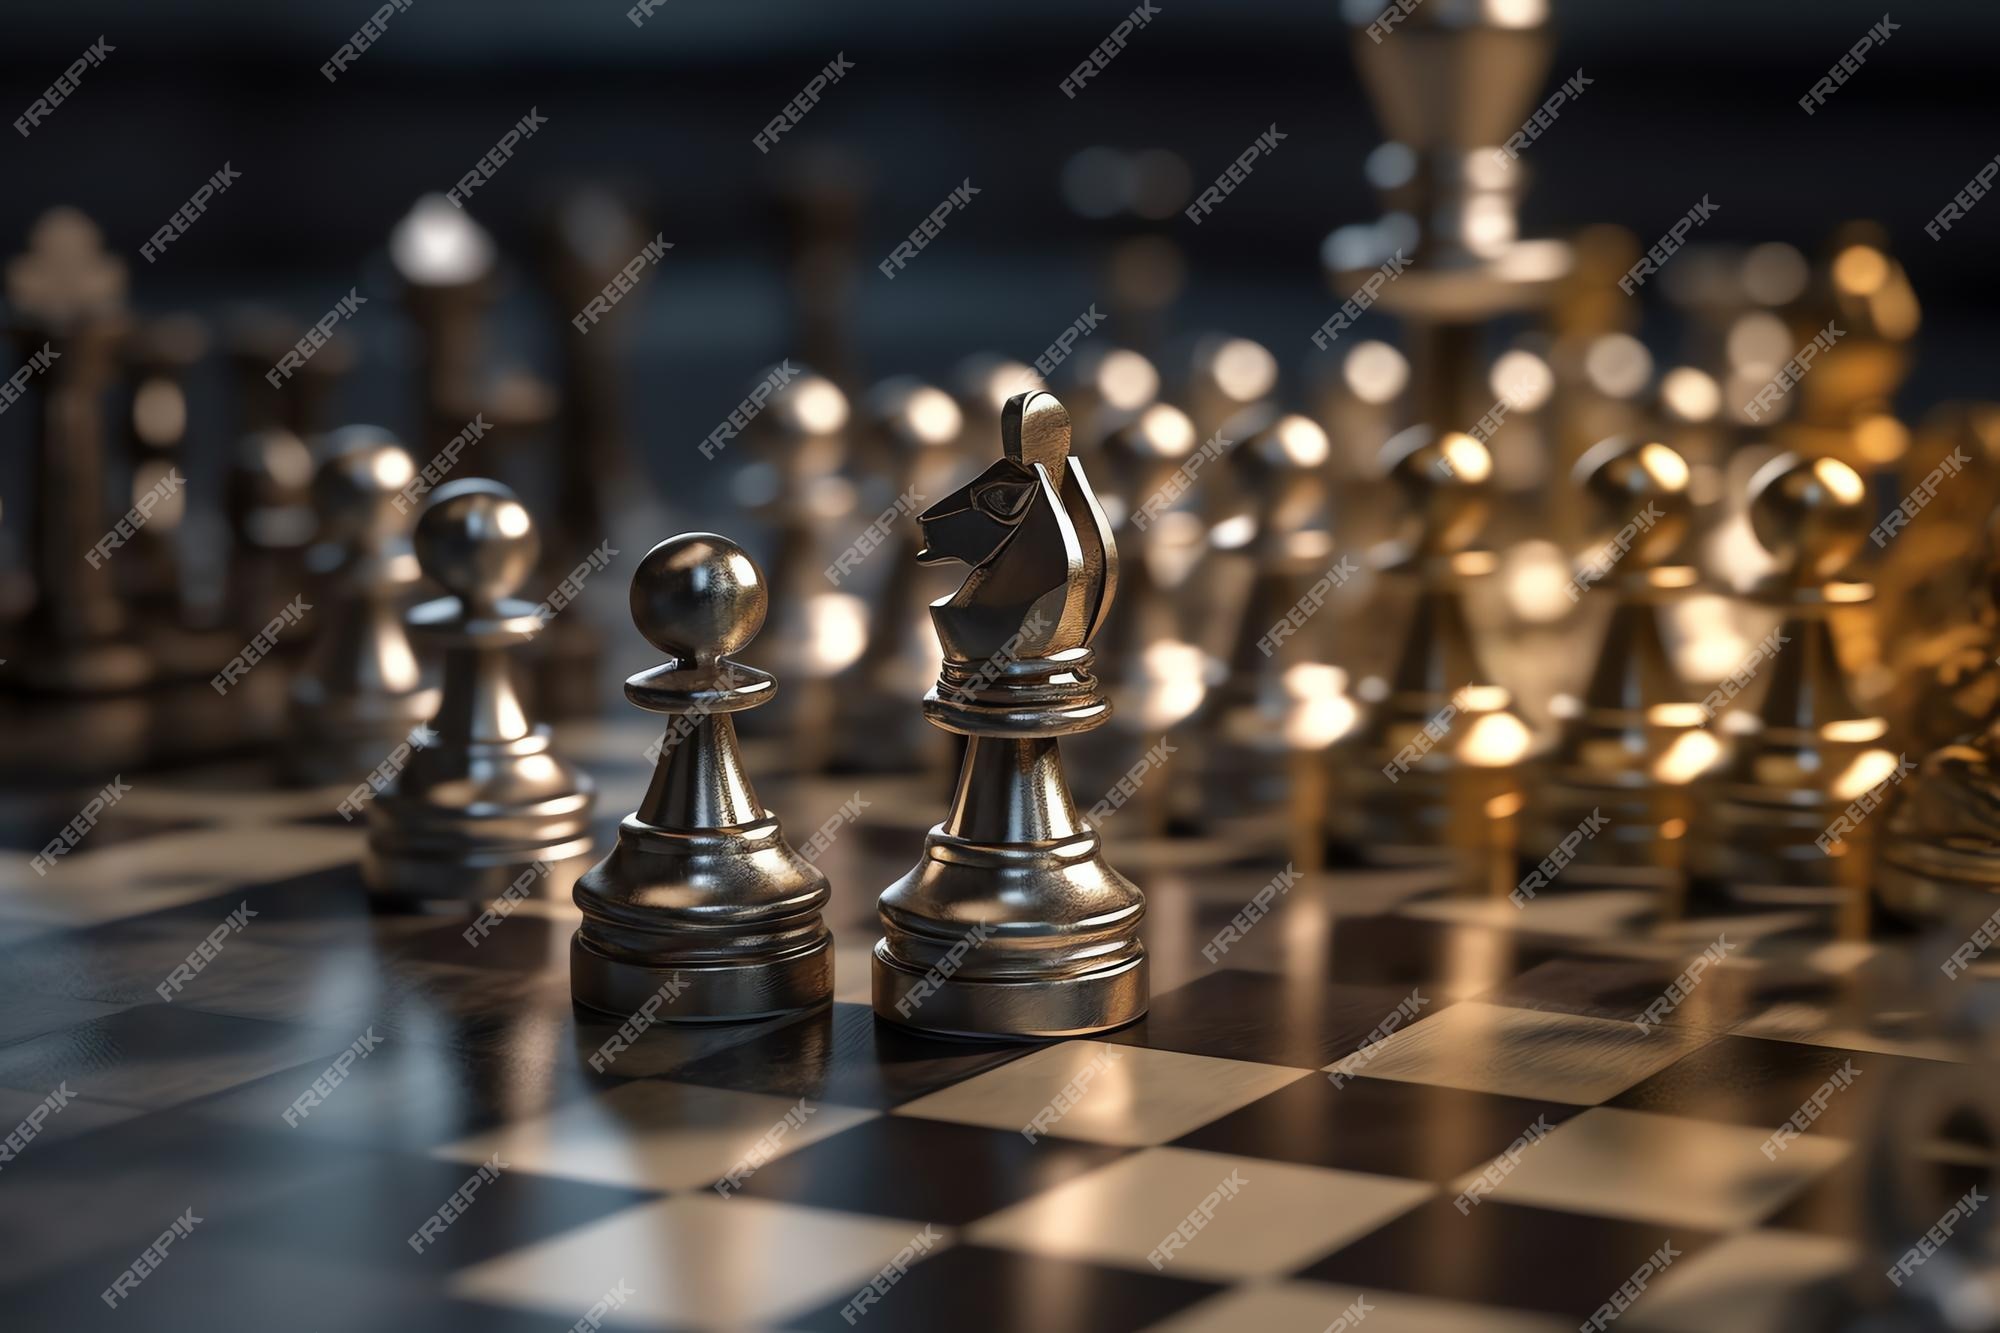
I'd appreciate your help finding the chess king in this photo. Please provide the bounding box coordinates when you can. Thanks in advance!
[872,389,1148,1038]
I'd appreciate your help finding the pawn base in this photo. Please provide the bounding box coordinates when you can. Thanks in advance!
[872,943,1146,1041]
[364,835,596,907]
[571,929,833,1023]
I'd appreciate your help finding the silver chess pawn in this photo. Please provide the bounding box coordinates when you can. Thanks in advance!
[364,479,596,903]
[873,390,1146,1039]
[572,534,833,1021]
[285,428,441,786]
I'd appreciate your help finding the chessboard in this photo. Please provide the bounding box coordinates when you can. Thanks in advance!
[0,714,1970,1333]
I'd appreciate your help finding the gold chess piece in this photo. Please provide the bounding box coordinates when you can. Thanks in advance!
[872,390,1145,1038]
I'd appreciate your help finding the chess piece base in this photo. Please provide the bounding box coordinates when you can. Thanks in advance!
[364,836,596,905]
[872,942,1146,1041]
[571,929,833,1022]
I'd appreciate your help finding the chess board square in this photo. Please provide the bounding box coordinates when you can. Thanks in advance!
[0,1004,355,1109]
[1764,1153,1992,1242]
[450,1195,939,1328]
[1608,1034,1943,1137]
[1324,914,1567,999]
[1484,953,1762,1031]
[432,1078,876,1191]
[965,1146,1432,1280]
[1172,1073,1584,1183]
[781,1242,1225,1333]
[0,799,197,856]
[0,991,128,1050]
[1333,999,1714,1104]
[206,1152,661,1272]
[1462,1106,1850,1231]
[730,1111,1129,1223]
[1105,969,1453,1068]
[1628,1229,1858,1332]
[1299,1195,1720,1320]
[1145,1279,1572,1332]
[895,1040,1308,1146]
[0,1082,142,1158]
[658,1000,1041,1109]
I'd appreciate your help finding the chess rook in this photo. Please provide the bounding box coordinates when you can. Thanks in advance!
[571,534,833,1022]
[364,479,596,903]
[872,390,1147,1039]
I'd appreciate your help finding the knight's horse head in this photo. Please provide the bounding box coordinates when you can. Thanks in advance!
[916,391,1118,665]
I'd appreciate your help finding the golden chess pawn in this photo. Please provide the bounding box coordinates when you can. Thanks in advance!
[1326,427,1534,884]
[1686,453,1901,922]
[1522,438,1719,890]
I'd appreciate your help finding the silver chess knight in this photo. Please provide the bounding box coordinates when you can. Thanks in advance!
[363,479,596,902]
[873,389,1147,1039]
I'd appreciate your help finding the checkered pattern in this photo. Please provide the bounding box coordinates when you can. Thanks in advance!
[0,725,1959,1331]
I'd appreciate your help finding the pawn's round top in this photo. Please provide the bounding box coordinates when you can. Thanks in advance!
[414,479,539,607]
[863,377,962,454]
[1573,436,1693,567]
[1748,451,1870,583]
[1244,414,1331,474]
[1381,424,1492,555]
[768,369,850,437]
[1105,403,1197,464]
[313,427,418,545]
[631,534,767,665]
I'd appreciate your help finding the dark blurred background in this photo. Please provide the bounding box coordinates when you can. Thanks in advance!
[1,0,1994,481]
